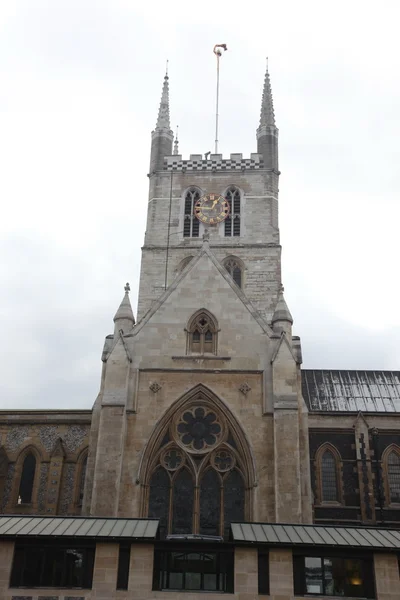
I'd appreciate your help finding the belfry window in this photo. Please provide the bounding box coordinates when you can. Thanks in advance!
[224,258,242,288]
[187,310,218,355]
[387,450,400,503]
[224,187,241,237]
[183,188,200,237]
[18,453,36,504]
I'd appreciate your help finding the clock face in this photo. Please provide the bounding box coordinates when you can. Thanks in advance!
[194,193,230,225]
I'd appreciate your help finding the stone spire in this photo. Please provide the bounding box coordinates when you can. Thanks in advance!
[272,284,293,336]
[155,72,171,130]
[149,70,174,174]
[256,61,279,174]
[258,63,275,128]
[113,283,135,335]
[173,125,179,155]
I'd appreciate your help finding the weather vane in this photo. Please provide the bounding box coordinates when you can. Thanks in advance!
[213,43,228,154]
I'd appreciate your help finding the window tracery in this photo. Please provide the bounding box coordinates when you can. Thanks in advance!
[224,187,241,237]
[187,310,218,355]
[223,257,243,288]
[183,188,201,237]
[144,391,249,538]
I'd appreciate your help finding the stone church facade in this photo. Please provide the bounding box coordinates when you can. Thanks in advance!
[0,66,399,599]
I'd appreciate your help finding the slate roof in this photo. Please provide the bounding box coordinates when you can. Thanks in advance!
[231,522,400,551]
[302,370,400,413]
[0,516,159,539]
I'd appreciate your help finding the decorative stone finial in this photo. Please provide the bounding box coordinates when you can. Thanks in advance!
[203,229,210,242]
[124,282,130,293]
[155,70,171,130]
[272,283,293,325]
[258,64,276,129]
[173,125,179,155]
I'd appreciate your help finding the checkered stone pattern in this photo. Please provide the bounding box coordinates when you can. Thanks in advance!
[165,155,264,171]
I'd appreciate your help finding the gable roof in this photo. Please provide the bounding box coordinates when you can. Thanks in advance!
[132,238,273,337]
[302,369,400,413]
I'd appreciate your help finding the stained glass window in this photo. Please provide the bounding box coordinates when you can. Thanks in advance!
[223,470,245,538]
[18,453,36,504]
[172,469,194,534]
[224,188,241,237]
[388,451,400,503]
[321,450,338,502]
[149,468,170,538]
[200,469,220,536]
[184,189,200,237]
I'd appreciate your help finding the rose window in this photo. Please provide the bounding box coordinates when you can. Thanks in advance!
[177,407,222,452]
[212,449,234,472]
[161,448,184,471]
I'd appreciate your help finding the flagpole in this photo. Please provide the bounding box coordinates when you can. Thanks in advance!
[213,44,227,155]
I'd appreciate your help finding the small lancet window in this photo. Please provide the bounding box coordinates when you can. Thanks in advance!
[187,311,218,355]
[183,189,200,238]
[18,453,36,504]
[224,187,241,237]
[78,456,88,507]
[321,450,339,503]
[224,258,242,288]
[387,451,400,503]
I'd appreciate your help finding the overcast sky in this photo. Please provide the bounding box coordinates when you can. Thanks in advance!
[1,0,399,409]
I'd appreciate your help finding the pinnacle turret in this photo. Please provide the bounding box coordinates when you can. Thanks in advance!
[272,285,293,337]
[258,65,276,129]
[155,73,171,130]
[256,63,279,174]
[149,70,174,173]
[113,283,135,335]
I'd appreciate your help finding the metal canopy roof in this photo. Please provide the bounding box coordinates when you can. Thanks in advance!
[0,516,159,540]
[231,523,400,551]
[302,369,400,412]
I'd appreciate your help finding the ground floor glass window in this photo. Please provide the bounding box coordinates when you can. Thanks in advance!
[293,554,375,598]
[153,547,234,593]
[10,542,95,588]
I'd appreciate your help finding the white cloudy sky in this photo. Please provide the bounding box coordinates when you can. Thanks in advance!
[1,0,399,409]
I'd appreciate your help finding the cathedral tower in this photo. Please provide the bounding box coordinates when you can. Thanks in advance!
[85,65,312,529]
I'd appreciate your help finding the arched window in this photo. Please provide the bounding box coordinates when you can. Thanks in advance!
[321,450,338,502]
[224,187,241,237]
[175,256,194,276]
[183,188,201,238]
[141,386,254,539]
[78,455,88,508]
[18,453,36,504]
[224,257,243,288]
[187,310,218,355]
[315,444,342,505]
[387,450,400,503]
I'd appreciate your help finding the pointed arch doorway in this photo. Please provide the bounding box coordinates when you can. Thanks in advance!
[138,385,255,538]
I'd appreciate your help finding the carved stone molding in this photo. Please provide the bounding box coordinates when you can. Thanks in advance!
[149,382,162,393]
[239,382,251,396]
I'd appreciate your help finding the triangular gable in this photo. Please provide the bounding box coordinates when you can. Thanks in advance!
[271,332,299,364]
[132,240,273,338]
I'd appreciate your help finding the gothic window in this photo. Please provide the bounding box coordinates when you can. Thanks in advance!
[321,450,338,502]
[315,444,342,505]
[18,453,36,504]
[224,187,241,237]
[223,257,243,288]
[183,188,201,237]
[77,455,88,508]
[143,390,253,539]
[187,310,218,355]
[387,449,400,503]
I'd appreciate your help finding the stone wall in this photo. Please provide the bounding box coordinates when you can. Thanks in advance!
[0,413,91,516]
